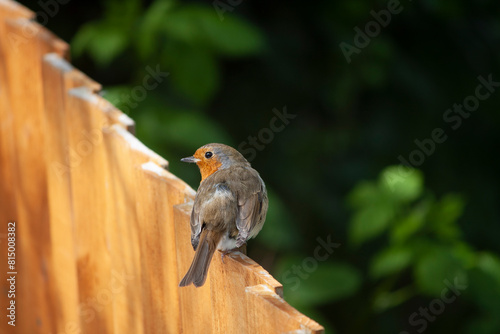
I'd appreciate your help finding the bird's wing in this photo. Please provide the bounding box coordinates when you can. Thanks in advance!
[190,175,238,250]
[190,198,203,250]
[235,169,268,244]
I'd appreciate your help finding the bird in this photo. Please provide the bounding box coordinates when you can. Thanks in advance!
[179,143,268,288]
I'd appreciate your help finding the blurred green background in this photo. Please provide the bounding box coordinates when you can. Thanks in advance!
[24,0,500,332]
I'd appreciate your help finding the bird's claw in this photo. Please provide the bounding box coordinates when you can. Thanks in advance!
[221,250,230,264]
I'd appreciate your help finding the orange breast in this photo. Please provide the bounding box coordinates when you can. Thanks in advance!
[198,160,222,182]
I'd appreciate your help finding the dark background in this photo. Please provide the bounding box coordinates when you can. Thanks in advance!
[21,0,500,333]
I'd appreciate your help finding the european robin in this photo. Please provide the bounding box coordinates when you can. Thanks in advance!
[179,143,268,287]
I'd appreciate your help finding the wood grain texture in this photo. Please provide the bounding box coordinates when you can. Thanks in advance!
[0,1,325,333]
[0,12,69,334]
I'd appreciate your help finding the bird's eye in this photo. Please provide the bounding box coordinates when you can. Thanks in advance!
[205,151,213,159]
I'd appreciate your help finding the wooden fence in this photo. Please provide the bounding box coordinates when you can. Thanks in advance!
[0,1,324,333]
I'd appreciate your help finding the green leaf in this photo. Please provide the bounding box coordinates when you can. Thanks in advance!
[71,23,98,58]
[379,165,423,203]
[278,259,362,307]
[137,0,176,59]
[197,11,265,56]
[466,269,500,313]
[390,200,429,244]
[72,23,129,66]
[101,85,134,111]
[372,285,415,312]
[162,7,202,44]
[464,253,500,332]
[162,5,264,56]
[465,252,500,311]
[370,246,413,279]
[451,242,476,269]
[429,193,464,240]
[71,0,140,65]
[414,246,467,296]
[347,180,378,208]
[349,203,394,245]
[476,252,500,280]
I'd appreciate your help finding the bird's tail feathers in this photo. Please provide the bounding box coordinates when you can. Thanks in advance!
[179,229,221,287]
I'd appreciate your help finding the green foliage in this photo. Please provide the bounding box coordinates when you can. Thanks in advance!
[414,245,467,296]
[72,0,264,105]
[465,253,500,325]
[161,5,264,56]
[370,245,413,279]
[72,0,141,66]
[380,166,423,202]
[72,23,130,66]
[257,190,301,251]
[347,165,500,333]
[275,256,362,307]
[348,167,424,245]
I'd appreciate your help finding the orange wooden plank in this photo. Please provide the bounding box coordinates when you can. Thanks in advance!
[0,0,33,20]
[106,124,166,168]
[209,250,283,332]
[40,50,82,334]
[0,16,69,334]
[0,5,21,334]
[64,89,114,334]
[246,285,324,333]
[134,162,187,333]
[100,126,144,334]
[0,3,20,307]
[174,203,214,334]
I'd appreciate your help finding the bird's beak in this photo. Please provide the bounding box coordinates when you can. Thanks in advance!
[181,156,200,163]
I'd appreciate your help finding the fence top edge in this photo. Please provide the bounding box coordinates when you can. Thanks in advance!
[0,0,33,20]
[246,284,325,333]
[4,17,69,58]
[44,53,73,73]
[111,124,168,168]
[141,161,196,198]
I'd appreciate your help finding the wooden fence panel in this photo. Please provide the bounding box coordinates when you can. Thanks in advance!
[101,124,144,334]
[137,162,193,334]
[41,53,81,334]
[0,11,67,334]
[174,203,215,334]
[0,1,324,333]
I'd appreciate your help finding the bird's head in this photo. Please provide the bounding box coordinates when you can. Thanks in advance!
[181,143,249,182]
